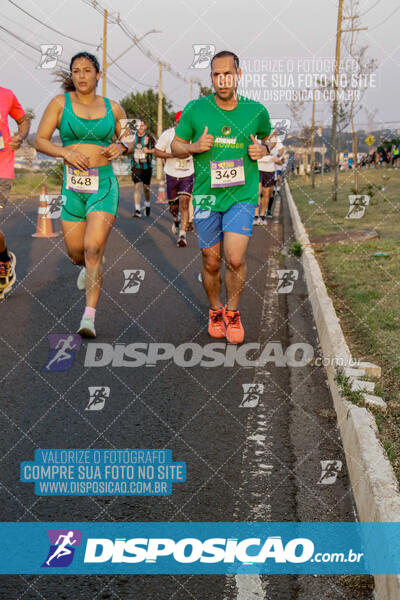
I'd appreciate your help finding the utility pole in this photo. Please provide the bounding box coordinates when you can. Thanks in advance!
[102,8,108,97]
[311,88,316,188]
[330,0,343,201]
[157,60,163,180]
[330,2,368,200]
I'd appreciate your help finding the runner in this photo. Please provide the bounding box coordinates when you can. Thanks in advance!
[155,110,194,247]
[131,119,155,218]
[35,51,133,338]
[0,86,30,298]
[255,133,276,225]
[45,531,77,566]
[267,135,284,218]
[172,50,271,343]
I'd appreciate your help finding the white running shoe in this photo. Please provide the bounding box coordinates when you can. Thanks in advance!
[177,235,187,247]
[77,316,96,338]
[77,267,86,290]
[0,252,16,299]
[77,256,105,290]
[171,221,180,235]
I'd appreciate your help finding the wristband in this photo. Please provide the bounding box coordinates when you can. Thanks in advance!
[119,141,129,155]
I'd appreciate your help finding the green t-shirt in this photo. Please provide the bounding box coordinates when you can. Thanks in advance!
[175,94,271,212]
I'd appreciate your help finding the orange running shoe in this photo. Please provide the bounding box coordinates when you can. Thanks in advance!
[208,307,225,339]
[223,306,244,344]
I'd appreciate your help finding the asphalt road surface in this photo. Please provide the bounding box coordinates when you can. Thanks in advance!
[0,182,373,599]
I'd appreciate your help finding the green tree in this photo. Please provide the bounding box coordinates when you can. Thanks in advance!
[25,107,35,121]
[198,85,212,97]
[120,89,175,135]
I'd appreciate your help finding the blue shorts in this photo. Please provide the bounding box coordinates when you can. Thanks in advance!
[194,202,256,249]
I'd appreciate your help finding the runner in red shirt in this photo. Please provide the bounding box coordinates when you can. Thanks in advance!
[0,86,30,298]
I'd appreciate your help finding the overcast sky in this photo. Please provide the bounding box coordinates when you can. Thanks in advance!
[0,0,399,134]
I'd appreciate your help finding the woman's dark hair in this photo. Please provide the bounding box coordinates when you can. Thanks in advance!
[55,52,101,92]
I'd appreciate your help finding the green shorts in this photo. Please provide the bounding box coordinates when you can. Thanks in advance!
[61,164,119,222]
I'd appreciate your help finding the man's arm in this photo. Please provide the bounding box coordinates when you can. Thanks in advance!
[9,116,30,150]
[171,126,214,158]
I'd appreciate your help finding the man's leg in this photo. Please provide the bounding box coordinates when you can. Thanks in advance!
[188,196,194,230]
[133,181,142,215]
[0,179,16,297]
[179,194,190,232]
[143,180,151,216]
[166,175,180,235]
[201,242,222,310]
[254,181,261,219]
[223,232,250,311]
[260,185,270,220]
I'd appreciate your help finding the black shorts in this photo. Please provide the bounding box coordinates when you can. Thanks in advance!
[131,167,152,186]
[259,171,275,188]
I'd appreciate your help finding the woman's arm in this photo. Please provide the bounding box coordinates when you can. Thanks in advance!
[35,95,90,170]
[102,101,134,159]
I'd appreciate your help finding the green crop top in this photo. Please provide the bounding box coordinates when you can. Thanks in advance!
[59,92,115,147]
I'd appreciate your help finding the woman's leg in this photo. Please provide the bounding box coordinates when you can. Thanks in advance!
[84,211,115,309]
[61,220,86,266]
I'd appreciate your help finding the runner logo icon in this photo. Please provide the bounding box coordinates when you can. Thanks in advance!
[318,460,343,485]
[276,270,299,294]
[42,334,82,372]
[189,44,216,69]
[345,195,370,219]
[121,269,145,294]
[239,383,264,408]
[42,529,82,567]
[37,45,63,69]
[86,386,110,411]
[271,118,291,142]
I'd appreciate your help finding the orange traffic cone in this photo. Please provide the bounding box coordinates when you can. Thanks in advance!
[32,184,60,238]
[156,180,167,204]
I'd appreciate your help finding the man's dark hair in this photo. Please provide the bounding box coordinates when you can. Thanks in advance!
[211,51,239,71]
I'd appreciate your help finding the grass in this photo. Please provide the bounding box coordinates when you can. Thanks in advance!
[9,170,141,201]
[290,166,400,483]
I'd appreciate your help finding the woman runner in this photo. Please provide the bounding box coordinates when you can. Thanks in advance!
[35,51,132,338]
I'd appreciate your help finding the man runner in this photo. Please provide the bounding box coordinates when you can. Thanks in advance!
[255,133,276,225]
[131,119,155,218]
[0,86,30,298]
[155,110,194,247]
[172,50,271,343]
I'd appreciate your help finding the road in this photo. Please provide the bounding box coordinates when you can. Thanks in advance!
[0,183,373,599]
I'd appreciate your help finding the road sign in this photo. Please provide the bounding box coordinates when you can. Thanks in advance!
[365,135,375,146]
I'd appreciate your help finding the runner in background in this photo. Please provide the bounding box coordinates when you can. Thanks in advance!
[0,86,30,298]
[131,119,155,218]
[267,135,284,218]
[255,134,276,225]
[35,52,133,338]
[155,110,194,247]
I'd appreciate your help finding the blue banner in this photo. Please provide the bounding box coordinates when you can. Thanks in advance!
[0,522,399,574]
[20,449,186,496]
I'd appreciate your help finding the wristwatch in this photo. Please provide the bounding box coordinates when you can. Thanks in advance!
[118,141,129,154]
[262,142,271,154]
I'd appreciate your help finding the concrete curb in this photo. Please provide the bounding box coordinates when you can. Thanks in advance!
[285,181,400,600]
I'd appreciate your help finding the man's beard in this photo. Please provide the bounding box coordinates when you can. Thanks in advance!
[215,88,237,101]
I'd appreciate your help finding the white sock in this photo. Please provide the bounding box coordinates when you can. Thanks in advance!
[135,204,141,211]
[145,200,150,208]
[179,229,186,237]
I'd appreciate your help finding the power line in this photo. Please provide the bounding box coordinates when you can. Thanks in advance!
[8,0,99,49]
[109,55,157,89]
[369,5,400,30]
[0,35,38,66]
[0,24,69,69]
[359,0,382,17]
